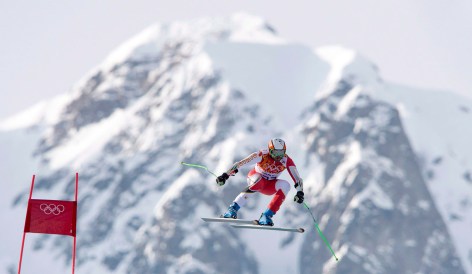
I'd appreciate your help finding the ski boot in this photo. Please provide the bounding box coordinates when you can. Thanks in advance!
[258,209,275,226]
[222,202,240,219]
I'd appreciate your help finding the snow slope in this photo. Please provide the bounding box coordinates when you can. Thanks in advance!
[204,41,329,127]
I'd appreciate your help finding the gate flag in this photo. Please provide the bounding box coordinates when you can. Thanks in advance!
[18,173,78,274]
[24,199,77,236]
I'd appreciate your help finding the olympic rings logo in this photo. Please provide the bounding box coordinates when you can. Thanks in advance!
[39,203,65,215]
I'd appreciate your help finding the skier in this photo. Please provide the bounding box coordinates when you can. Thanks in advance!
[216,138,304,226]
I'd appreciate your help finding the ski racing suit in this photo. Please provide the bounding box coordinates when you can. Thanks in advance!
[227,149,304,214]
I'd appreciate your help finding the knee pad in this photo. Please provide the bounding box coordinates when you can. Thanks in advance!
[275,180,290,195]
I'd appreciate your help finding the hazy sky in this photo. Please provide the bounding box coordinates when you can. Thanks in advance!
[1,0,471,120]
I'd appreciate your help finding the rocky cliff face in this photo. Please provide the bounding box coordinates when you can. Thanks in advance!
[291,79,464,273]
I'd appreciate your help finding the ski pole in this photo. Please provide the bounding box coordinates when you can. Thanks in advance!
[180,162,218,178]
[303,202,339,261]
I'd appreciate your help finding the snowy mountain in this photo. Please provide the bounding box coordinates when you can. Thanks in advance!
[0,13,469,274]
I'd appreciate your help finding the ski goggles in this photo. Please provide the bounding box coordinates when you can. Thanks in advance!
[270,149,285,159]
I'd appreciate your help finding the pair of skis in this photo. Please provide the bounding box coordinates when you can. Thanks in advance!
[202,217,305,233]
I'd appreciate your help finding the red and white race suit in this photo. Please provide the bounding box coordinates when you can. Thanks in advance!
[228,149,303,213]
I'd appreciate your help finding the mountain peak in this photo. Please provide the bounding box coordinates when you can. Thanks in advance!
[101,13,284,72]
[315,45,382,99]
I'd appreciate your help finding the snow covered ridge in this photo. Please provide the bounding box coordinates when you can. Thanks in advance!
[0,12,469,274]
[373,84,472,274]
[101,12,285,72]
[313,44,472,272]
[0,94,71,131]
[292,79,464,273]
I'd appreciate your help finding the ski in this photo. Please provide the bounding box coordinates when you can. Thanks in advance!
[230,223,305,233]
[201,217,255,225]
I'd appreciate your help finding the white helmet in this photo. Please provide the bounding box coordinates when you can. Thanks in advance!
[268,138,286,160]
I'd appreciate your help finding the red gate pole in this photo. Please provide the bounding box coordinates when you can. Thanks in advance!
[18,175,36,274]
[72,172,78,274]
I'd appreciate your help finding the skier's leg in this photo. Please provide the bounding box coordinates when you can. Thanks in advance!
[233,188,254,208]
[234,171,261,207]
[268,179,290,213]
[223,170,261,218]
[259,179,290,226]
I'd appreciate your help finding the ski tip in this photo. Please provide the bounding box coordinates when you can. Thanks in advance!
[298,228,305,233]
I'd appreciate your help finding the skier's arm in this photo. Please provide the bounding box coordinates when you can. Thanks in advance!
[286,157,304,203]
[286,157,303,190]
[229,151,261,173]
[216,151,262,185]
[216,151,261,186]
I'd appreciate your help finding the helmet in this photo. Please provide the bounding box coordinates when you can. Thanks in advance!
[268,138,286,160]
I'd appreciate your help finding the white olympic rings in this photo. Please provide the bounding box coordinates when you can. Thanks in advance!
[39,203,65,215]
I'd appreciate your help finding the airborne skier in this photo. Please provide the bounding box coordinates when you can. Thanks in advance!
[216,138,305,226]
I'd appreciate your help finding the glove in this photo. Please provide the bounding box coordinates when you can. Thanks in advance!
[294,191,304,204]
[216,173,229,186]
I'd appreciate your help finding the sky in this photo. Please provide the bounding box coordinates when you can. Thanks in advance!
[1,0,471,120]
